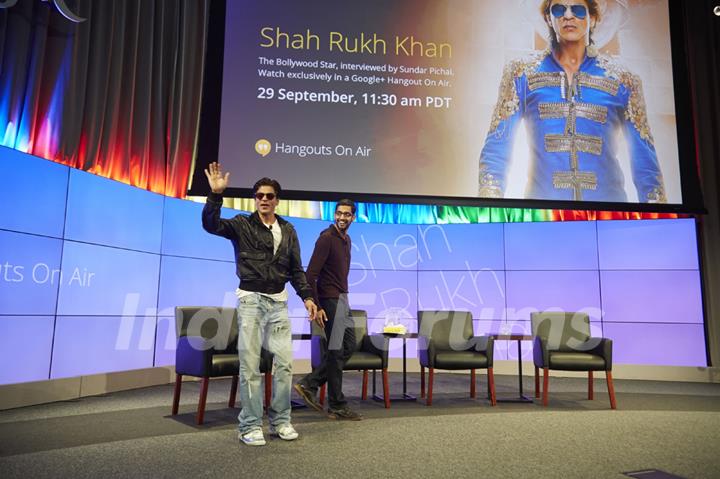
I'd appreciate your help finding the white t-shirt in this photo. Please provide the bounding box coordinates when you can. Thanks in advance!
[236,219,288,302]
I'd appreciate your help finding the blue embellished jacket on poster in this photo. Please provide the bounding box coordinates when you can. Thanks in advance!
[478,50,667,203]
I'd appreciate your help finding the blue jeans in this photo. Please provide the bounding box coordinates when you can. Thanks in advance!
[237,293,293,434]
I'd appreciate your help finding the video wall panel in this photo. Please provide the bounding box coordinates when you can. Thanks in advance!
[504,221,599,271]
[0,147,69,238]
[51,316,156,379]
[597,218,699,270]
[603,323,706,367]
[349,222,418,272]
[153,316,177,368]
[161,197,237,262]
[0,230,63,315]
[158,256,238,313]
[505,270,602,322]
[600,270,703,324]
[65,169,164,254]
[56,242,161,317]
[0,151,708,385]
[417,270,506,320]
[417,223,504,271]
[348,269,417,321]
[0,316,55,385]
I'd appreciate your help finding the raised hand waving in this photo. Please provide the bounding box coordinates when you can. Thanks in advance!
[204,162,230,194]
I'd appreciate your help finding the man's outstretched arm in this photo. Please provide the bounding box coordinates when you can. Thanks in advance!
[201,162,235,238]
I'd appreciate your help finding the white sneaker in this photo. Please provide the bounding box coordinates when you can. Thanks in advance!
[269,423,299,441]
[239,429,266,446]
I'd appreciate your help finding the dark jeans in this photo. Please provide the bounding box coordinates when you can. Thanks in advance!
[301,296,356,409]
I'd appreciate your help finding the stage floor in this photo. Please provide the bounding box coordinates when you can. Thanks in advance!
[1,372,719,478]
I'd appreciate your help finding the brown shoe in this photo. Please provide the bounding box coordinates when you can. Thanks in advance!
[327,406,362,421]
[293,383,323,412]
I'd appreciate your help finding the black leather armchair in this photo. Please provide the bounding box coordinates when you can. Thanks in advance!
[531,311,616,409]
[417,311,496,406]
[311,309,391,408]
[171,306,273,424]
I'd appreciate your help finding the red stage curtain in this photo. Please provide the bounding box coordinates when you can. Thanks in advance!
[0,0,209,197]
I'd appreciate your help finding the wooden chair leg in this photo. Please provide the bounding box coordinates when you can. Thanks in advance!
[588,371,594,400]
[470,369,476,398]
[319,383,326,406]
[427,368,434,406]
[542,368,549,407]
[197,377,210,425]
[488,367,496,406]
[362,370,369,400]
[172,373,182,415]
[606,370,617,409]
[420,366,425,398]
[535,367,540,399]
[382,368,390,409]
[264,372,272,410]
[228,375,238,408]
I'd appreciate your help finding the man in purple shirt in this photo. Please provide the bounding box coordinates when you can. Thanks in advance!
[294,199,362,420]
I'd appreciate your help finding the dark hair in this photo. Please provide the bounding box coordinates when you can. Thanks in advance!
[252,177,281,197]
[540,0,601,49]
[335,198,356,214]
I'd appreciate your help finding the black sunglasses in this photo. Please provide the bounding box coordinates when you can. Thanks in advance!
[254,192,276,200]
[550,4,588,19]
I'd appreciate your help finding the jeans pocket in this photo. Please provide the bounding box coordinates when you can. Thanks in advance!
[239,294,259,305]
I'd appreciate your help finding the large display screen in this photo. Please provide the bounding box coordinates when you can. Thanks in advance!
[192,0,703,211]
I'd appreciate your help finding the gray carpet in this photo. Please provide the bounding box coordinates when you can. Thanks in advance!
[1,373,719,479]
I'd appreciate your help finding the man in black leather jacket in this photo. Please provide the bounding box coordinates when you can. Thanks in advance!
[202,162,317,447]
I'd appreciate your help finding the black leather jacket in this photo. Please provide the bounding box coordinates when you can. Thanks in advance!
[202,193,313,300]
